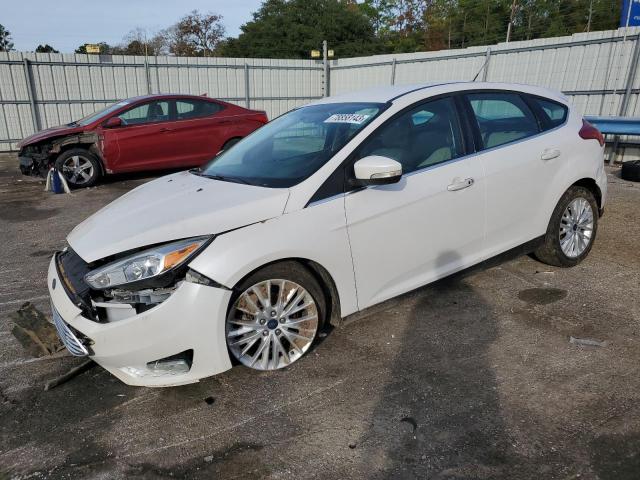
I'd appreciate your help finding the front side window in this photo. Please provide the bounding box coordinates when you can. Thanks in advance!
[199,102,384,188]
[467,92,539,149]
[176,99,223,120]
[118,100,170,125]
[357,96,464,174]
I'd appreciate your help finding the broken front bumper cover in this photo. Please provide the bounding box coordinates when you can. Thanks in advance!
[47,256,234,387]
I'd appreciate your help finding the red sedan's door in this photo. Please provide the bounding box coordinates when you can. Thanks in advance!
[102,99,183,172]
[166,99,233,167]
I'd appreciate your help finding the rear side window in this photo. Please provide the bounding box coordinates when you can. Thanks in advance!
[466,93,540,149]
[531,97,568,128]
[176,100,223,120]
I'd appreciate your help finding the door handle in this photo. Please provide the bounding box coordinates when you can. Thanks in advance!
[447,177,474,191]
[159,127,173,133]
[541,149,561,161]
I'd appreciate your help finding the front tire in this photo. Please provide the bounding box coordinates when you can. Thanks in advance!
[534,186,598,267]
[225,262,326,371]
[55,148,101,188]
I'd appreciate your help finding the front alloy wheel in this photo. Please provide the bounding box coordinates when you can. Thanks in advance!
[226,278,319,370]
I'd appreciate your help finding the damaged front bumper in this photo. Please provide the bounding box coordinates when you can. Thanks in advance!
[47,255,234,387]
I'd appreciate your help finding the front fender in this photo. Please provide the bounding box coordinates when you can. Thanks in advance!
[188,197,358,318]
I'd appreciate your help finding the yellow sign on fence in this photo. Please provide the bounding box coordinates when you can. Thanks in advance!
[85,44,100,54]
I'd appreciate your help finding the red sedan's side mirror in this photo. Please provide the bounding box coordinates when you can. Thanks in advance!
[104,117,123,128]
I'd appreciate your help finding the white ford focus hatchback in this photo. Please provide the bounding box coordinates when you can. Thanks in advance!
[48,82,607,386]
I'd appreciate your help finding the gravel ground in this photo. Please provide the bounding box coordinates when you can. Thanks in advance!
[0,153,638,480]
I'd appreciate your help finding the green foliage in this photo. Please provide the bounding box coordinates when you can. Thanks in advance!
[0,24,13,52]
[35,44,59,53]
[217,0,621,58]
[219,0,383,58]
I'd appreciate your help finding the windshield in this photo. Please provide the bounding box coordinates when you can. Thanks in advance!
[199,102,385,188]
[73,100,131,126]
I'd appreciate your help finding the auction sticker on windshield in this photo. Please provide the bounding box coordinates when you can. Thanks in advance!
[324,113,371,124]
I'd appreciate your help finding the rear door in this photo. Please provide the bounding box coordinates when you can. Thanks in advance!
[168,99,227,167]
[102,99,177,172]
[463,91,569,257]
[344,96,486,309]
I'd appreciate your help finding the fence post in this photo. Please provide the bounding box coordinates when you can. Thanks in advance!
[609,34,640,164]
[22,58,41,132]
[482,47,491,81]
[390,58,397,85]
[244,64,251,108]
[323,40,330,97]
[144,57,151,94]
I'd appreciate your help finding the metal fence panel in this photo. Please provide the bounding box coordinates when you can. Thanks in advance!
[0,52,323,151]
[2,27,640,151]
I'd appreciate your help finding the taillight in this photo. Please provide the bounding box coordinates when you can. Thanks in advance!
[579,119,605,146]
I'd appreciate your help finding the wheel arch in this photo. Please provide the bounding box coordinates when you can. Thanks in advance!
[228,257,342,328]
[570,177,602,211]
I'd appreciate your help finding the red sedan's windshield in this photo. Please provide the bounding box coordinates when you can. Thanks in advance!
[199,102,385,188]
[74,100,131,126]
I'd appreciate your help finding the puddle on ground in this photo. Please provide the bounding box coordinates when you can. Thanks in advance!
[518,287,567,305]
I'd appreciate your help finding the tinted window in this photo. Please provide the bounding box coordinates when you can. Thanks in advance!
[200,102,383,188]
[358,97,464,174]
[467,93,539,149]
[531,97,567,128]
[118,100,170,125]
[176,100,222,120]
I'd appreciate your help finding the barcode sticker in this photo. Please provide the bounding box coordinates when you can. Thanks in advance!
[324,113,370,124]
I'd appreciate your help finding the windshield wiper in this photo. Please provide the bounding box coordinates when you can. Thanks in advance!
[197,172,253,185]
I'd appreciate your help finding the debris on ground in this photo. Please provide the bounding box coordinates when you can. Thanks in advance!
[9,302,63,357]
[44,360,95,391]
[569,336,607,347]
[400,416,418,432]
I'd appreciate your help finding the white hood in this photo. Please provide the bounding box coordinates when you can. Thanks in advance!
[68,171,290,262]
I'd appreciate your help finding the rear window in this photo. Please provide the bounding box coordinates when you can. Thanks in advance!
[531,97,568,128]
[466,92,540,149]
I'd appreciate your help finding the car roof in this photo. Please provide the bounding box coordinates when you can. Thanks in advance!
[125,93,221,103]
[309,82,568,106]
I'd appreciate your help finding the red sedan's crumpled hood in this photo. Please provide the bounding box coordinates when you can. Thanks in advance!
[18,124,86,149]
[67,171,290,263]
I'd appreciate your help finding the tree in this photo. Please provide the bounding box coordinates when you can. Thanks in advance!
[162,10,225,57]
[0,24,14,52]
[35,44,59,53]
[75,42,112,54]
[113,28,168,56]
[220,0,382,58]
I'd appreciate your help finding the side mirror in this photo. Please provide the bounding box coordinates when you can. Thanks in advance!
[352,155,403,186]
[103,117,123,128]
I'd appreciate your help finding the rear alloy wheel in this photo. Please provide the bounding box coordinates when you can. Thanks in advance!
[55,148,101,188]
[226,264,324,371]
[534,186,598,267]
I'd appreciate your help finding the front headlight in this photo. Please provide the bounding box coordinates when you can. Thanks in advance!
[84,236,210,290]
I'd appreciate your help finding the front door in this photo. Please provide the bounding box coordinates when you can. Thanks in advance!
[102,99,179,172]
[344,96,486,309]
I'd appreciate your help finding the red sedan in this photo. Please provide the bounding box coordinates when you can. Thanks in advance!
[17,94,268,187]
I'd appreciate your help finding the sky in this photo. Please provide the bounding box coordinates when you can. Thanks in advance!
[2,0,264,53]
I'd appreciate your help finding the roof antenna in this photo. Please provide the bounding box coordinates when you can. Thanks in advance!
[472,47,491,82]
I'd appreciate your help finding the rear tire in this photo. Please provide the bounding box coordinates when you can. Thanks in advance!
[54,148,101,188]
[534,186,598,267]
[621,160,640,182]
[225,261,326,371]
